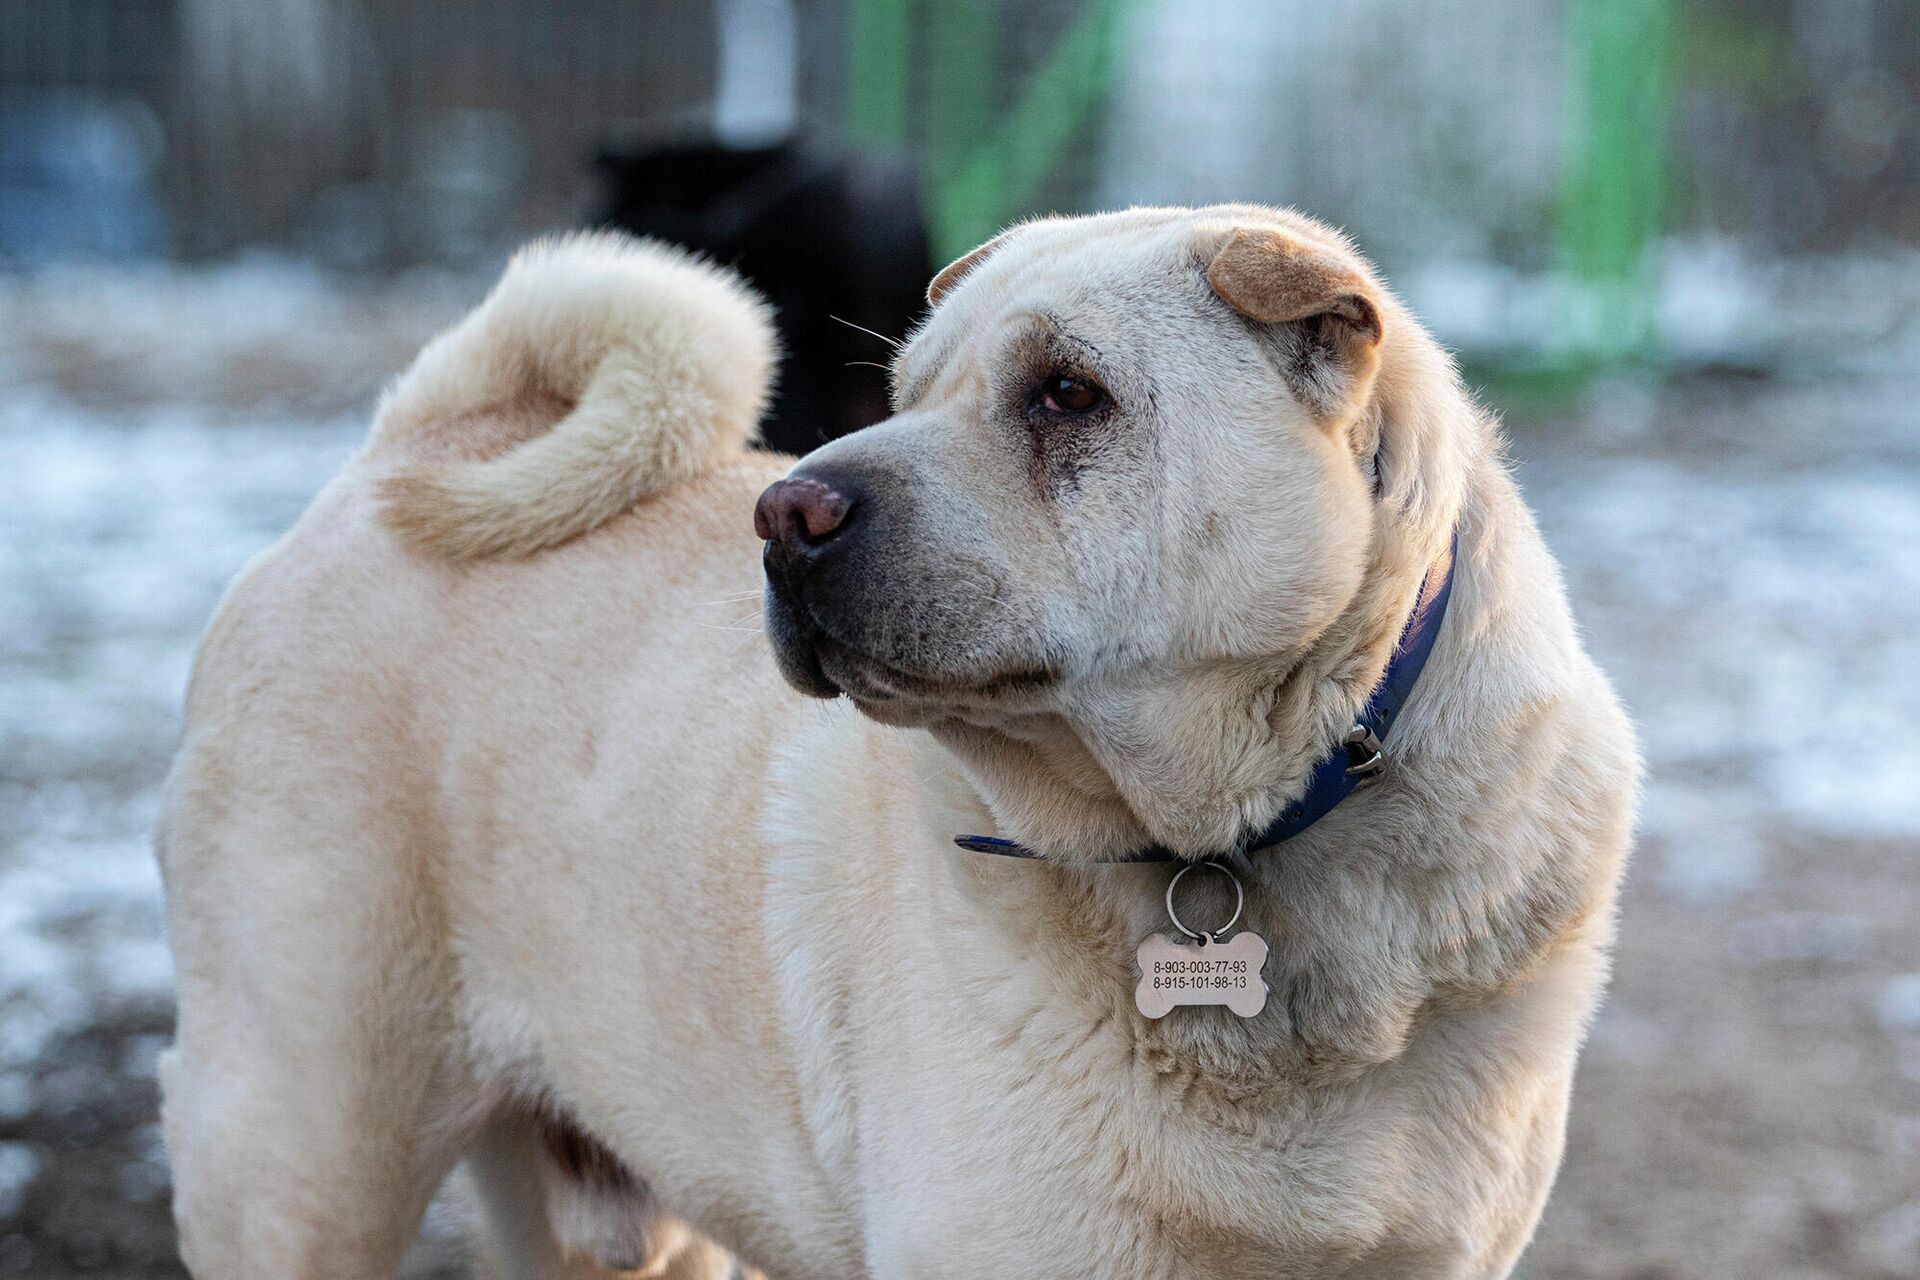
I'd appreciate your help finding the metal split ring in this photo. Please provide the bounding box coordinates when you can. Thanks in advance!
[1164,860,1245,942]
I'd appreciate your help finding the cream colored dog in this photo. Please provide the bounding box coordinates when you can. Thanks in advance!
[156,206,1637,1280]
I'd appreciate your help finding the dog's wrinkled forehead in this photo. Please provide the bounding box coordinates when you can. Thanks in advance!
[896,206,1389,444]
[894,206,1380,404]
[891,214,1203,406]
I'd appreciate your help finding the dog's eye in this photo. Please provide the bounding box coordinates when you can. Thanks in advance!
[1036,375,1108,416]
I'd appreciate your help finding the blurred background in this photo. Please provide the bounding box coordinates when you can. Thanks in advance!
[2,0,1918,1276]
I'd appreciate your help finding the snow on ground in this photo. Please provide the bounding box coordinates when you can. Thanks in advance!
[0,260,471,1275]
[1517,368,1920,1278]
[1,393,365,1052]
[1,258,1917,1276]
[1529,398,1920,892]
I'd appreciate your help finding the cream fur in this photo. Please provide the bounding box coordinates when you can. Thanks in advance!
[374,231,776,559]
[156,207,1638,1280]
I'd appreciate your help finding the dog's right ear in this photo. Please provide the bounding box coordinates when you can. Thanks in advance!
[1206,226,1384,422]
[927,230,1013,306]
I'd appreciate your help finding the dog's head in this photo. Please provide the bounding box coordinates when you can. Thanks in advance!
[757,205,1465,856]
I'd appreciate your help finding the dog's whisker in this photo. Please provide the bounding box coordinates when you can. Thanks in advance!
[827,314,903,350]
[685,607,765,634]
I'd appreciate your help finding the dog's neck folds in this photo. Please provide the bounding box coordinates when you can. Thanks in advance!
[928,526,1455,863]
[953,533,1457,863]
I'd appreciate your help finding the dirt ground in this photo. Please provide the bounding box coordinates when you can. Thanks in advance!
[2,265,1915,1278]
[1527,829,1920,1278]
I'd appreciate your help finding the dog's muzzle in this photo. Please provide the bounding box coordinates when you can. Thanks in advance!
[756,465,873,698]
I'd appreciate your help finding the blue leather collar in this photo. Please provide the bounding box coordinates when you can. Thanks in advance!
[955,533,1459,864]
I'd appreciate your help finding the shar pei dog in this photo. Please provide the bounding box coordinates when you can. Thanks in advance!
[157,205,1637,1279]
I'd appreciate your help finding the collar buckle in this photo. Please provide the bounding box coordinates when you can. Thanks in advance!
[1341,724,1386,781]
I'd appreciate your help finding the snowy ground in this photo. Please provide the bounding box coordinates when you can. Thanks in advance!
[0,263,473,1277]
[1520,370,1920,1279]
[2,260,1917,1277]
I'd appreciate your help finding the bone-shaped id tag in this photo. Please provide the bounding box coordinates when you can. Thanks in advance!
[1134,861,1269,1019]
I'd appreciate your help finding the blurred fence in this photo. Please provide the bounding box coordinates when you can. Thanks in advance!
[2,0,718,264]
[2,0,1916,360]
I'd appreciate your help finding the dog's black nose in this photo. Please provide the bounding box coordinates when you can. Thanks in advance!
[755,475,858,553]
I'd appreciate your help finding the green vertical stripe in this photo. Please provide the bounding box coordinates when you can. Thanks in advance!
[924,0,1000,254]
[1558,0,1673,357]
[926,0,1130,259]
[847,0,911,146]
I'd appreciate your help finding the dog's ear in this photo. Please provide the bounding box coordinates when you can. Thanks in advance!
[927,230,1012,306]
[1206,227,1384,421]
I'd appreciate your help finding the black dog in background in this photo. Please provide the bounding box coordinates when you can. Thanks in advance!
[593,138,931,455]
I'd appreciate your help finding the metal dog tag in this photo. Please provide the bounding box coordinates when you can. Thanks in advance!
[1135,930,1269,1019]
[1133,860,1269,1019]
